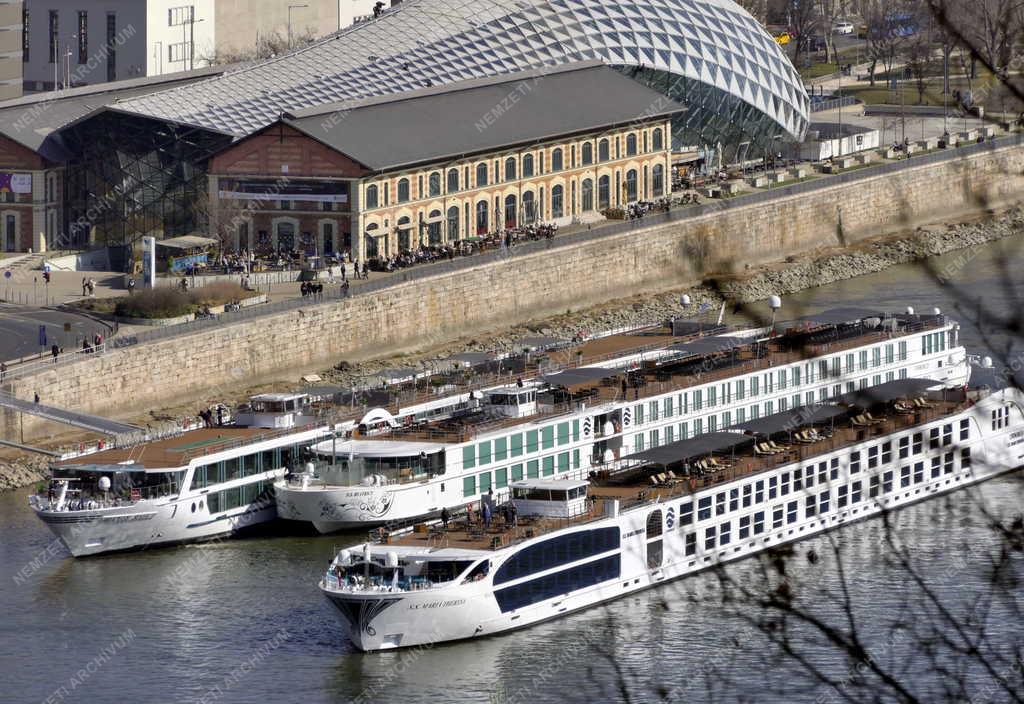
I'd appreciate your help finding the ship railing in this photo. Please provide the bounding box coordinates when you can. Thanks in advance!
[321,572,444,594]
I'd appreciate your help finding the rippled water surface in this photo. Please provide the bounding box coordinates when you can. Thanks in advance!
[2,237,1022,703]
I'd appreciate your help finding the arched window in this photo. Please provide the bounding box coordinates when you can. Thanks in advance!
[397,178,410,203]
[522,191,536,224]
[625,169,638,202]
[551,185,564,219]
[598,139,610,161]
[447,168,459,193]
[427,209,442,244]
[597,175,610,210]
[551,148,563,171]
[652,164,665,197]
[365,184,379,209]
[522,153,534,177]
[476,163,488,187]
[652,127,664,151]
[581,142,593,165]
[475,200,489,235]
[397,215,412,250]
[504,157,517,181]
[581,179,593,211]
[626,134,637,156]
[504,194,517,228]
[428,172,441,197]
[365,222,380,258]
[446,205,459,241]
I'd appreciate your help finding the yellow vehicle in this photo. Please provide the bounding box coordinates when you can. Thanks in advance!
[774,32,791,45]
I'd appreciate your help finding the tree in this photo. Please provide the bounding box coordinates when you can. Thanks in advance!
[197,28,320,66]
[903,31,932,103]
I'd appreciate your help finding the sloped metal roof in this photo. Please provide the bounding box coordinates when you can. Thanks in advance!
[284,64,685,170]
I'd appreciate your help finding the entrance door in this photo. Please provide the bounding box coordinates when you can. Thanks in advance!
[276,222,295,253]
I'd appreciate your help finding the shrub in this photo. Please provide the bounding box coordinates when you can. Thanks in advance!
[113,283,248,319]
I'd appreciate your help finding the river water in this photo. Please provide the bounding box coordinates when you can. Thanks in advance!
[2,237,1023,704]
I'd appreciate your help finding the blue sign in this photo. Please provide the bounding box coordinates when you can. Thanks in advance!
[38,325,47,347]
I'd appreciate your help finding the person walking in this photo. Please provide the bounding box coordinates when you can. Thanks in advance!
[440,506,450,530]
[51,344,59,363]
[81,277,88,297]
[342,279,350,298]
[33,392,40,404]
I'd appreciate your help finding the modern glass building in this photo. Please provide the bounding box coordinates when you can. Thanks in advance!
[53,0,809,246]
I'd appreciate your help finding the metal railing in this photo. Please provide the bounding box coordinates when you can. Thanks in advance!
[810,96,859,113]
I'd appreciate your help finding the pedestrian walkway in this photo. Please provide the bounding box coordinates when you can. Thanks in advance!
[0,390,140,435]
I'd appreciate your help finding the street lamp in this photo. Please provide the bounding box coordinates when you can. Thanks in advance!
[288,4,309,49]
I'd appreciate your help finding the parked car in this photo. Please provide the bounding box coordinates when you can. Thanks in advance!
[833,21,854,35]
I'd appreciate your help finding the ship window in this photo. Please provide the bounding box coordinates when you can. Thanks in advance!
[819,491,830,514]
[838,485,849,507]
[697,496,712,521]
[685,533,696,555]
[493,528,620,585]
[679,501,693,526]
[557,452,570,473]
[647,510,663,538]
[787,500,798,524]
[510,464,524,482]
[753,511,765,534]
[882,442,892,464]
[494,438,508,461]
[705,526,716,550]
[462,475,476,497]
[913,433,923,454]
[960,418,969,441]
[899,437,909,459]
[851,480,862,502]
[931,456,941,478]
[526,430,539,453]
[868,446,878,469]
[557,422,570,445]
[882,470,894,493]
[729,488,739,511]
[742,484,752,507]
[960,448,971,468]
[719,521,731,545]
[772,508,783,529]
[542,456,555,476]
[805,495,816,517]
[478,441,492,465]
[738,515,750,539]
[463,446,476,470]
[479,472,492,494]
[527,460,539,478]
[913,462,924,483]
[716,492,726,515]
[944,452,954,474]
[510,433,523,457]
[494,555,620,613]
[900,466,911,488]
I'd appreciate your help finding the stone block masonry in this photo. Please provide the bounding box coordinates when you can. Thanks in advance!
[5,139,1024,443]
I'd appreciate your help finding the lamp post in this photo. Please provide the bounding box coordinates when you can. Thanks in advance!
[288,4,309,49]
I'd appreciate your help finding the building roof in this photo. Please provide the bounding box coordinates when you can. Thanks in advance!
[0,65,239,159]
[281,63,685,171]
[108,0,808,143]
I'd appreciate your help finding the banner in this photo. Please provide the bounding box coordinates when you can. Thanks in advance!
[0,173,31,194]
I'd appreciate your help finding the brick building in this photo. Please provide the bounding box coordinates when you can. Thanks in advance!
[208,62,683,264]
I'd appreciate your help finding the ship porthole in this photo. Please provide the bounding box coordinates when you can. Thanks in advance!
[191,502,196,513]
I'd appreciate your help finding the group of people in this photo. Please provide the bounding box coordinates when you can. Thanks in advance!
[438,490,518,532]
[198,405,225,428]
[80,277,97,297]
[300,281,325,300]
[625,198,674,220]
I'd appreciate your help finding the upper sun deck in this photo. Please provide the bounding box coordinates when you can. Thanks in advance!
[368,310,951,445]
[377,379,969,553]
[54,426,305,471]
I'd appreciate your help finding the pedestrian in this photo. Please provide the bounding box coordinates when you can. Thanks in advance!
[482,501,492,528]
[0,361,6,383]
[127,278,135,295]
[440,506,450,530]
[81,277,88,297]
[34,392,40,404]
[342,279,350,298]
[51,344,59,363]
[509,501,517,527]
[362,261,369,279]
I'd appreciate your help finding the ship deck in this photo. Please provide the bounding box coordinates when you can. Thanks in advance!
[55,426,298,470]
[372,314,948,444]
[378,393,966,552]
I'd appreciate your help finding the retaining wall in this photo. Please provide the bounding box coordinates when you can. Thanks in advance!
[4,138,1024,442]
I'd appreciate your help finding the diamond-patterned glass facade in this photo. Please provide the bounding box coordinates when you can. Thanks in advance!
[119,0,809,145]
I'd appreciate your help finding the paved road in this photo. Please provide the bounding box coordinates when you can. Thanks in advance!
[0,304,109,363]
[0,391,140,435]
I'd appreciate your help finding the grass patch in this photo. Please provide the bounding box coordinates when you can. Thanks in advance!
[75,282,250,319]
[799,62,839,79]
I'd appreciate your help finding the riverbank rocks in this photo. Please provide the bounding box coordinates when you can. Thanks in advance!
[0,455,48,493]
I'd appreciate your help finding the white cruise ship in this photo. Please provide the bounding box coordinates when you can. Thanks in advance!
[320,378,1024,651]
[29,393,333,557]
[276,307,970,533]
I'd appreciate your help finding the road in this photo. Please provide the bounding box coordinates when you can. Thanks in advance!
[0,304,109,363]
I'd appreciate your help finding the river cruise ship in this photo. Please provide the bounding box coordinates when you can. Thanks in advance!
[320,378,1024,650]
[277,307,969,532]
[29,393,333,557]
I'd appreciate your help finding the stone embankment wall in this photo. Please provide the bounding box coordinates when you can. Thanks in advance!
[4,140,1024,444]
